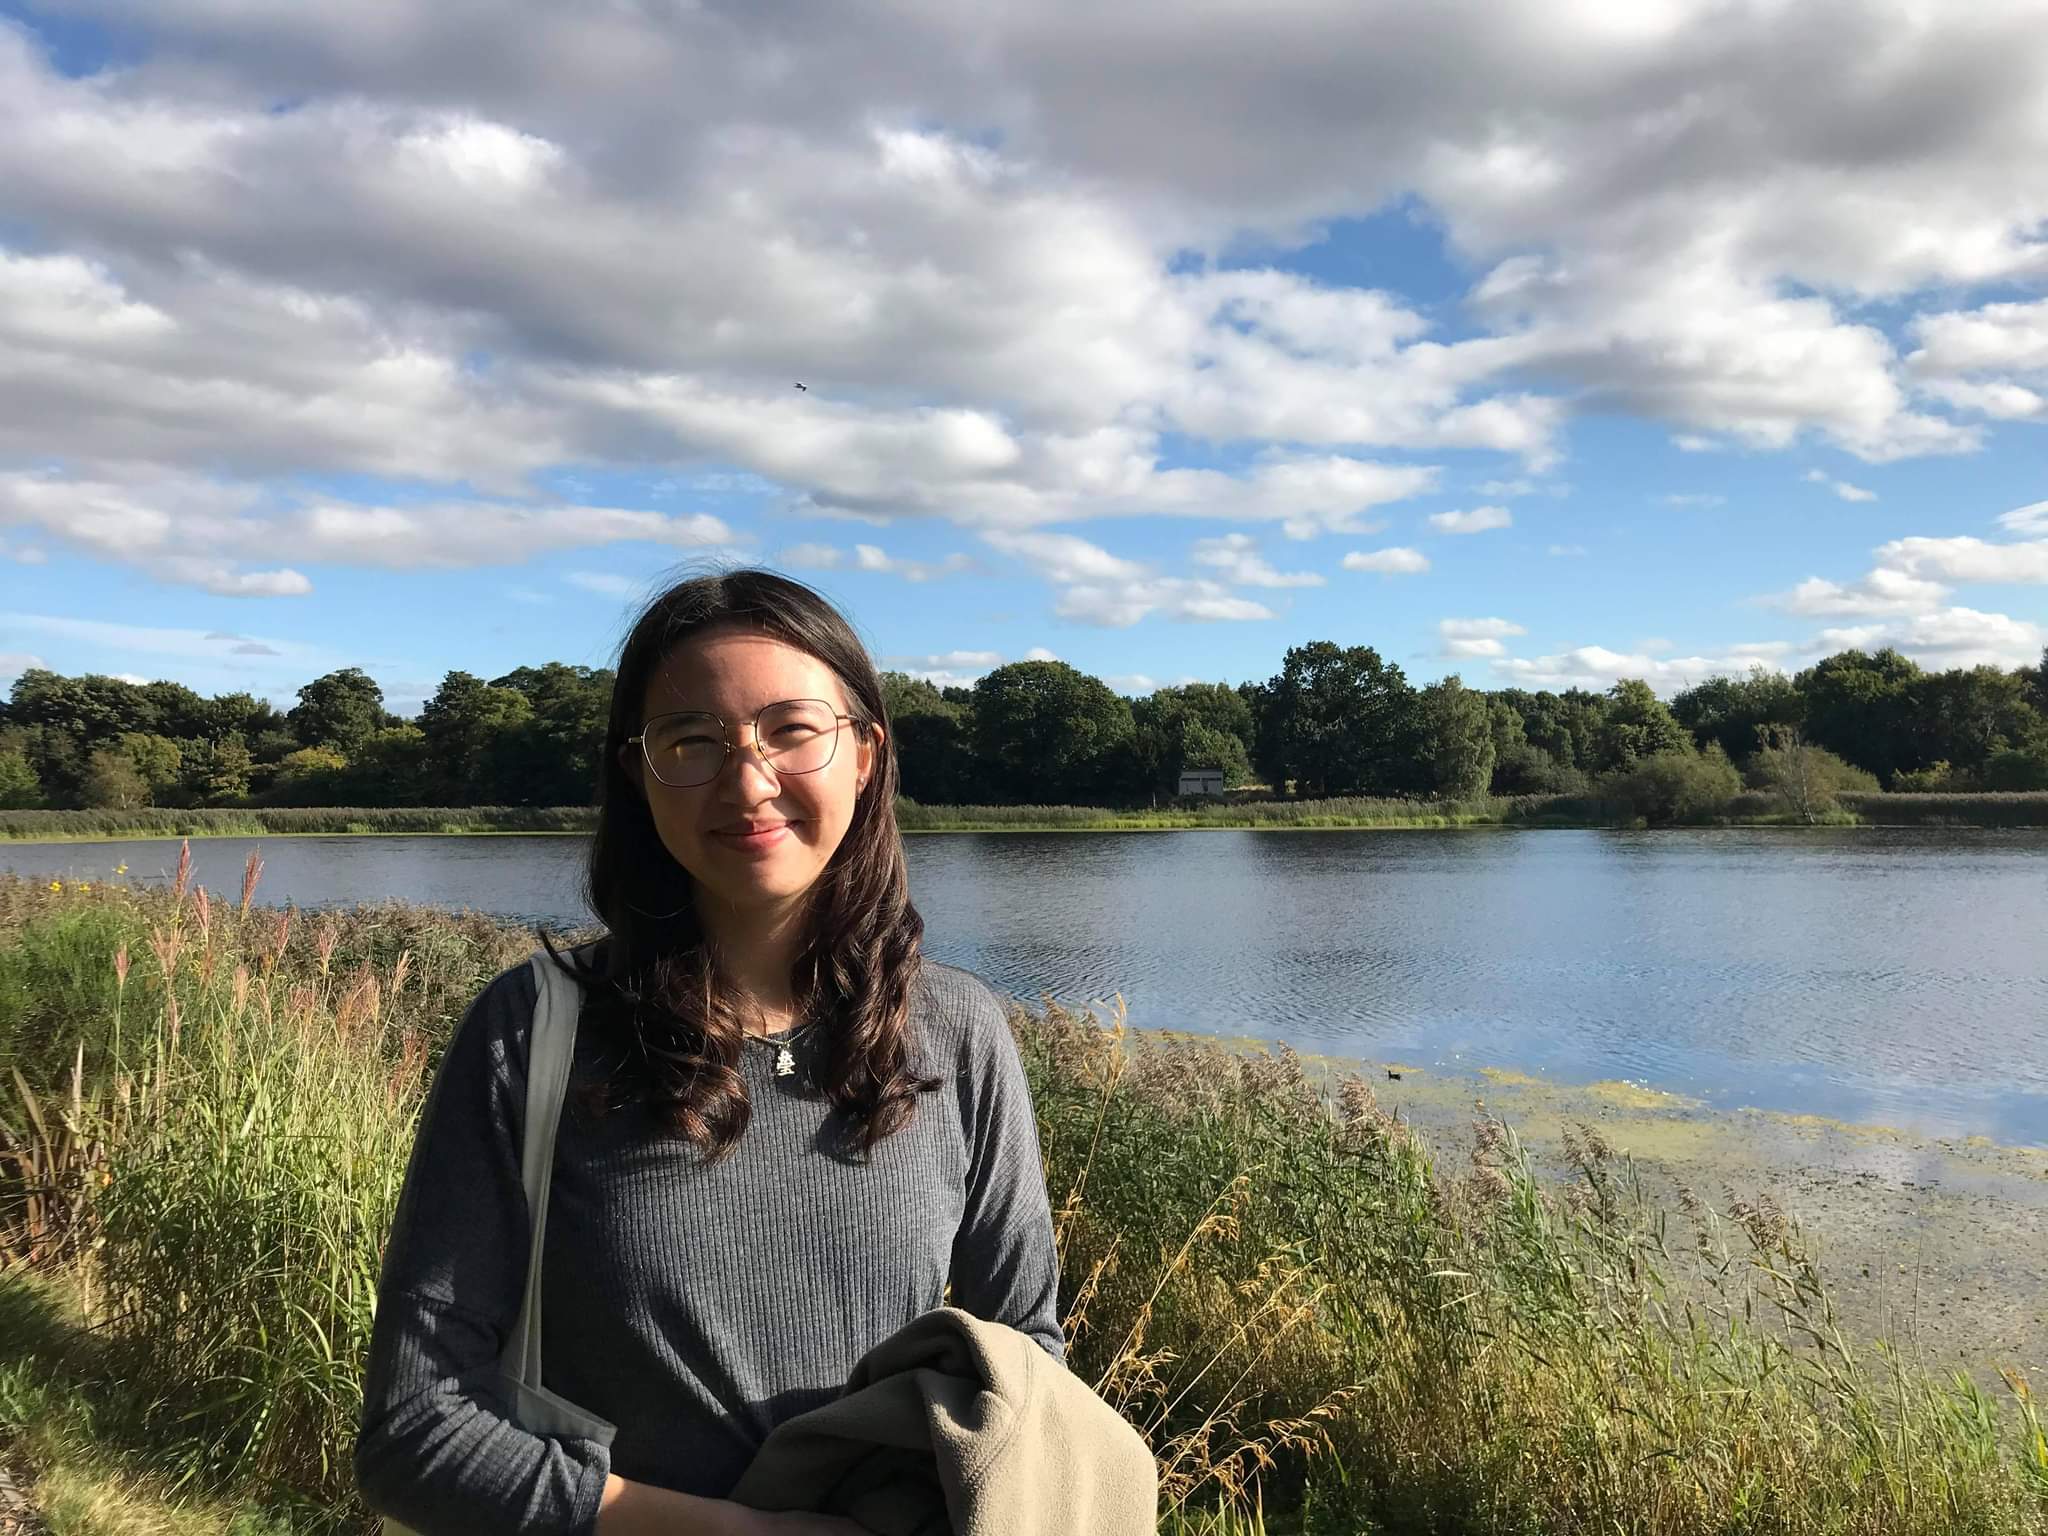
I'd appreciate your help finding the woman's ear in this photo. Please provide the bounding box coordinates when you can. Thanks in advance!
[857,721,884,793]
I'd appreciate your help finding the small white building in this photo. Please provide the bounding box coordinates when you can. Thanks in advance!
[1176,768,1227,797]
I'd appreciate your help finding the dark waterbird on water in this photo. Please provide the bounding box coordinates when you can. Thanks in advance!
[1385,1068,1402,1082]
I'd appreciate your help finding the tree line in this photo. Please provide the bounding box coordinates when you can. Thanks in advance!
[3,643,2045,815]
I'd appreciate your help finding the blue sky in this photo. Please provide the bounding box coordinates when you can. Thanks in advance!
[2,1,2045,715]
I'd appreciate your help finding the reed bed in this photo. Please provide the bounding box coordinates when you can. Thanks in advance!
[1838,792,2048,828]
[894,795,1540,831]
[0,807,597,843]
[1,857,2044,1535]
[5,792,2047,843]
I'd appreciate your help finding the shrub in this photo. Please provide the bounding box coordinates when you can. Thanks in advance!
[1747,727,1879,821]
[1598,745,1741,824]
[1983,746,2048,792]
[1892,760,1970,792]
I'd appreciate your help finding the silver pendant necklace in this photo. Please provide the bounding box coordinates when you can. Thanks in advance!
[750,1017,816,1078]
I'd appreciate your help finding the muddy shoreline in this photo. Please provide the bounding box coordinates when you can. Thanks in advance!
[1167,1033,2048,1385]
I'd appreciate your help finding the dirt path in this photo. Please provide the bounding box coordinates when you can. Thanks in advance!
[0,1445,43,1536]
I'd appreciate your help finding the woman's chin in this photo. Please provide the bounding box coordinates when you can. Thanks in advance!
[700,853,818,907]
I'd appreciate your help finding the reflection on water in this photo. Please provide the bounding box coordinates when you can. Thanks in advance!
[8,827,2046,1143]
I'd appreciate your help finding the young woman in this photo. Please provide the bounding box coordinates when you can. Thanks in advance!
[356,570,1064,1536]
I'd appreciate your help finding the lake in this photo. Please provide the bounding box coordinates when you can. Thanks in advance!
[7,827,2045,1144]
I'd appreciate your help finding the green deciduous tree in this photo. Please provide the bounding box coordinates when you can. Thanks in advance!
[178,734,254,804]
[970,661,1134,804]
[488,663,614,804]
[2023,648,2048,715]
[1595,680,1692,773]
[1905,665,2041,778]
[1417,676,1496,798]
[80,747,149,810]
[1983,744,2048,791]
[116,731,183,806]
[137,680,213,741]
[1797,648,1922,783]
[289,669,389,756]
[1672,667,1804,760]
[1253,641,1422,797]
[9,669,132,748]
[0,748,42,809]
[419,671,535,803]
[265,746,351,807]
[1483,696,1576,794]
[1129,683,1258,796]
[880,672,973,804]
[1495,687,1607,773]
[336,726,434,806]
[202,691,287,742]
[3,723,81,807]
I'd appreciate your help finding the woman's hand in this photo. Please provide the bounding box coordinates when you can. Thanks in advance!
[734,1511,870,1535]
[596,1474,867,1536]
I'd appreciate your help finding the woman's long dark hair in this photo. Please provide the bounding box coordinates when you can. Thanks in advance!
[540,566,937,1162]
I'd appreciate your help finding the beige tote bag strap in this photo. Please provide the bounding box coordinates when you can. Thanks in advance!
[505,947,581,1387]
[376,949,606,1536]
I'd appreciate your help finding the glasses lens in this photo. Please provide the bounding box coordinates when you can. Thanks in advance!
[640,702,846,787]
[643,713,725,787]
[757,699,841,776]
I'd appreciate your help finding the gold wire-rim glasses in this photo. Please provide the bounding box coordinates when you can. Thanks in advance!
[626,698,863,788]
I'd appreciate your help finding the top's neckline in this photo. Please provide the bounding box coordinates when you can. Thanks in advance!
[740,1019,819,1048]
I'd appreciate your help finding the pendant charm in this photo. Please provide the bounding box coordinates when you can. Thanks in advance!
[776,1045,796,1077]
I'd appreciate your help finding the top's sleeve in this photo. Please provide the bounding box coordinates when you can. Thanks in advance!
[354,964,613,1536]
[944,975,1067,1362]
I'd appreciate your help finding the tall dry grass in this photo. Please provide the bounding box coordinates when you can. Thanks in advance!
[1020,1002,2048,1535]
[1,856,2044,1534]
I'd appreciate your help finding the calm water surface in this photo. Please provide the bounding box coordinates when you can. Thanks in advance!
[8,828,2045,1143]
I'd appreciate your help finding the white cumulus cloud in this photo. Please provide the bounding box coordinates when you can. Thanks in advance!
[1803,469,1877,503]
[1426,505,1512,534]
[1190,533,1326,588]
[1342,546,1430,574]
[1438,615,1528,656]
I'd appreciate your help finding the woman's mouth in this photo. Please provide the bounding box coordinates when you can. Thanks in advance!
[712,821,795,853]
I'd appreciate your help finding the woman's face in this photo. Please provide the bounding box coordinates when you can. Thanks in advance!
[619,626,880,919]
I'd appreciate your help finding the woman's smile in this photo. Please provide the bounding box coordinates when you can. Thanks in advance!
[711,818,798,855]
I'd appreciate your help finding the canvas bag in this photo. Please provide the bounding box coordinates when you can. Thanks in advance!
[381,948,617,1536]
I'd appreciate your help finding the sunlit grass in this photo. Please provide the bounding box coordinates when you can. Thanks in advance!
[2,858,2044,1534]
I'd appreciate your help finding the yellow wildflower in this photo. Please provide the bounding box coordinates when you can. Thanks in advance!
[47,880,61,892]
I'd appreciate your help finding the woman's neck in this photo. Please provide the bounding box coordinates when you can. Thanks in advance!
[698,894,807,1033]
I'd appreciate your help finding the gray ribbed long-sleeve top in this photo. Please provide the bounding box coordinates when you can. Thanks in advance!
[354,943,1064,1536]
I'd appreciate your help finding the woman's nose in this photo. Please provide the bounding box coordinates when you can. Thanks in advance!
[720,731,781,799]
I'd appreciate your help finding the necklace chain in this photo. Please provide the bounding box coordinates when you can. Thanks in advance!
[743,1017,819,1078]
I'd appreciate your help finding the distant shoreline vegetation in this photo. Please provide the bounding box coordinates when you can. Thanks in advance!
[5,789,2048,845]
